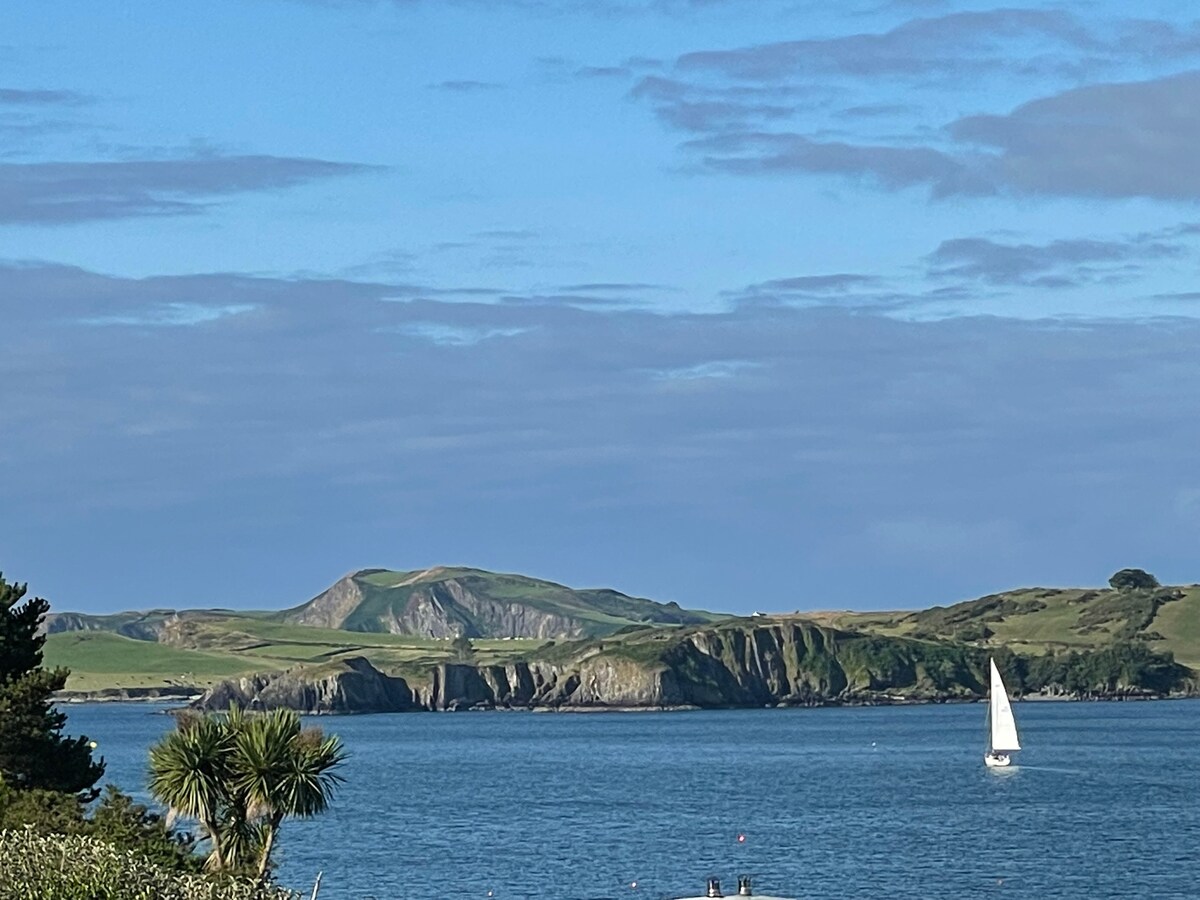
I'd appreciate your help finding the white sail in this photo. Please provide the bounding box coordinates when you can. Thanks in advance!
[989,658,1021,752]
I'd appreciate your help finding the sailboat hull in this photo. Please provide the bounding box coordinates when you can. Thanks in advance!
[984,752,1012,768]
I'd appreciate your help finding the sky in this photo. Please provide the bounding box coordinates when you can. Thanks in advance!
[4,0,1200,616]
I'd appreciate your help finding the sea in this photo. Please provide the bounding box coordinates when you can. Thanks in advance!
[63,700,1200,900]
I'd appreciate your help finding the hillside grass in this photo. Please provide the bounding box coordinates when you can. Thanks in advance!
[46,624,549,691]
[810,584,1200,670]
[43,632,272,691]
[1147,586,1200,669]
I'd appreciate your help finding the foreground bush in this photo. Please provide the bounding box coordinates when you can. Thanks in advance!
[0,828,298,900]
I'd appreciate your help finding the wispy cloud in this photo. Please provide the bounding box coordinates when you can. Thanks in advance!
[383,322,531,345]
[0,88,90,106]
[625,9,1200,202]
[0,154,379,224]
[645,359,758,380]
[79,303,258,327]
[676,10,1091,80]
[631,75,811,132]
[428,80,504,92]
[927,235,1184,288]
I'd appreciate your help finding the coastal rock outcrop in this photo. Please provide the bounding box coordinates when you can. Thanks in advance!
[192,618,998,714]
[198,657,420,713]
[192,655,676,713]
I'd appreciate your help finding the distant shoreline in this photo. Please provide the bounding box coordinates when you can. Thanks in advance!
[55,689,1197,712]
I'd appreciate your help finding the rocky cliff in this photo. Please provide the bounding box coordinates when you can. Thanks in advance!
[192,618,1008,713]
[280,566,714,639]
[45,609,176,641]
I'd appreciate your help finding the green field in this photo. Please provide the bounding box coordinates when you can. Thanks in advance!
[43,632,270,691]
[45,613,551,691]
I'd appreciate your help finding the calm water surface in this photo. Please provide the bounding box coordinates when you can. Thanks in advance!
[65,701,1200,899]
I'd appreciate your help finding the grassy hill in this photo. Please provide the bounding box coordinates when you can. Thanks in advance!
[45,566,719,691]
[808,583,1200,670]
[44,569,1200,694]
[279,566,717,636]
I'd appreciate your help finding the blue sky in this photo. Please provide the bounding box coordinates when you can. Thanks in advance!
[4,0,1200,615]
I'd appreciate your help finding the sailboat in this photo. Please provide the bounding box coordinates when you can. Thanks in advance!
[984,657,1021,768]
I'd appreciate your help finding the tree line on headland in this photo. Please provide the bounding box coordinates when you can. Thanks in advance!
[0,572,345,900]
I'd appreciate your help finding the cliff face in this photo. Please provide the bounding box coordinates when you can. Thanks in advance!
[394,581,592,639]
[280,567,713,639]
[192,619,993,714]
[45,610,173,642]
[284,574,370,630]
[193,655,673,713]
[200,657,421,713]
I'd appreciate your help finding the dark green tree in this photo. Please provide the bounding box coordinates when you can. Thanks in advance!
[1108,568,1160,591]
[0,573,104,798]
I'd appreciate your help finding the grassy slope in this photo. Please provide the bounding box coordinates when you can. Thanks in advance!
[43,632,268,691]
[1147,587,1200,670]
[47,612,549,691]
[810,584,1200,670]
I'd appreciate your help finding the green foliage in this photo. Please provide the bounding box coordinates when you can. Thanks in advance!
[149,708,345,877]
[0,781,84,833]
[0,778,201,873]
[952,623,994,643]
[0,573,104,798]
[907,594,1046,640]
[1019,642,1189,695]
[1108,568,1160,591]
[1075,586,1180,640]
[88,786,202,874]
[0,828,296,900]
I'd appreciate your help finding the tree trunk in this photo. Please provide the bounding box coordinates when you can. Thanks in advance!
[257,812,284,880]
[204,816,225,871]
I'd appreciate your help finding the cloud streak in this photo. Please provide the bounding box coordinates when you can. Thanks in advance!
[672,70,1200,201]
[0,154,378,224]
[0,88,90,106]
[627,8,1200,202]
[677,9,1091,80]
[927,234,1184,287]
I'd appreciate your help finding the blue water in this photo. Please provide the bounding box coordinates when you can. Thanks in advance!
[64,701,1200,899]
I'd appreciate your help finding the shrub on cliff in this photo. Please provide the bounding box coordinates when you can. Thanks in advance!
[1108,568,1160,591]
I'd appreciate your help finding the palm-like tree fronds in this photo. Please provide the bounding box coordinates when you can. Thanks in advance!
[148,713,235,870]
[147,707,347,879]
